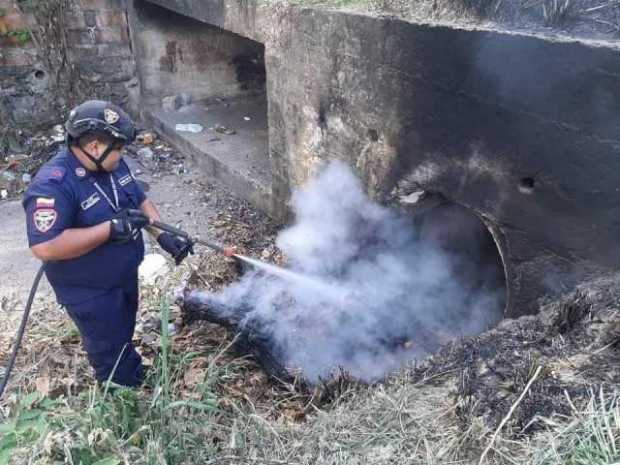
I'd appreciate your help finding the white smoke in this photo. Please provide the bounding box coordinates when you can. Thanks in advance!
[190,161,505,382]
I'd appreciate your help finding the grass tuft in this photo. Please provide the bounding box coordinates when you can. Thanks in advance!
[530,388,620,465]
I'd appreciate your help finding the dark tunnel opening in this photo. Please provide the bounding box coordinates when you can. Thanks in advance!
[412,202,508,334]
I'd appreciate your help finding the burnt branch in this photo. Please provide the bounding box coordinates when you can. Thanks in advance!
[180,291,292,382]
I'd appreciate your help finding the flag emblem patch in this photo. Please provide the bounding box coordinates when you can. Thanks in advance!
[36,197,55,208]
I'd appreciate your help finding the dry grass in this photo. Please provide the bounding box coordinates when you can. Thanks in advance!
[3,235,620,464]
[279,0,620,37]
[219,375,469,464]
[3,276,620,465]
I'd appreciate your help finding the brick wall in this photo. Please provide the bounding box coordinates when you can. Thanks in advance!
[0,0,138,131]
[0,1,44,127]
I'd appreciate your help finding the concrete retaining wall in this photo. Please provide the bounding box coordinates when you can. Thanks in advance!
[270,10,620,316]
[138,0,620,316]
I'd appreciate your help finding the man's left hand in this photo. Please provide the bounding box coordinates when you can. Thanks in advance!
[157,232,194,265]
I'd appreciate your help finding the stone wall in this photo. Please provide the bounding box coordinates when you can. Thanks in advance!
[0,0,137,131]
[0,1,44,127]
[65,0,138,112]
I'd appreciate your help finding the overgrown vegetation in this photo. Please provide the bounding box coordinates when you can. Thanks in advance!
[2,275,620,464]
[2,198,620,463]
[531,388,620,465]
[1,29,30,45]
[2,344,619,464]
[284,0,620,36]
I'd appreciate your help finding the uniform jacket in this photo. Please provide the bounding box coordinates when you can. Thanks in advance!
[23,146,146,304]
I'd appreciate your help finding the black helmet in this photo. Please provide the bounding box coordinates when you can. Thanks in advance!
[65,100,136,145]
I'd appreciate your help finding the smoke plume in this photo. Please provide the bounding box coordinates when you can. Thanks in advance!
[191,162,505,382]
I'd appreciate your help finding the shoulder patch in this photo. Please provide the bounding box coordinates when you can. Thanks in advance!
[37,165,67,183]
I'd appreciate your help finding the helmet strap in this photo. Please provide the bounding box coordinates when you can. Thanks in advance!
[81,143,115,172]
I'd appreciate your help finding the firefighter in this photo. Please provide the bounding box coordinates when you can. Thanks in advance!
[22,100,193,387]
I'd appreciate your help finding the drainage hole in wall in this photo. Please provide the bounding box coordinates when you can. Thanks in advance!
[317,105,327,128]
[368,129,379,142]
[518,177,535,194]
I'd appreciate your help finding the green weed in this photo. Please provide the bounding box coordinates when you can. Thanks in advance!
[1,29,31,45]
[0,392,54,465]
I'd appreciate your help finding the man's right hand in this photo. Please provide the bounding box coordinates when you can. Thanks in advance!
[109,209,150,243]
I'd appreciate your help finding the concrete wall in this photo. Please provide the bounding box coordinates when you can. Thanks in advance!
[138,0,620,317]
[145,0,268,44]
[0,0,137,130]
[275,10,620,316]
[128,0,265,108]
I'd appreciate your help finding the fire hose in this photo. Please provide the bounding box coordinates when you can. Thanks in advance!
[135,210,236,257]
[0,215,234,400]
[0,263,46,401]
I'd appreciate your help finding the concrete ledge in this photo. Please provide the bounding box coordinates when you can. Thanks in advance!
[144,0,265,43]
[143,96,277,217]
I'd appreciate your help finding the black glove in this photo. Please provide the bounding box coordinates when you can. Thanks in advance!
[157,232,194,265]
[109,209,150,243]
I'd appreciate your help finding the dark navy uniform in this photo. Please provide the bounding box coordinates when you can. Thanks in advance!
[23,146,146,386]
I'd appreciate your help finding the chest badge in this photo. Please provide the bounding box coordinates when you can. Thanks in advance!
[118,174,133,186]
[33,209,57,233]
[75,167,87,178]
[81,193,101,210]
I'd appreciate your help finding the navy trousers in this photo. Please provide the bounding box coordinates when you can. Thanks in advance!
[64,275,144,386]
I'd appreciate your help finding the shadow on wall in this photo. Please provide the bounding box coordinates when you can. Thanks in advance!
[131,0,266,106]
[412,202,507,319]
